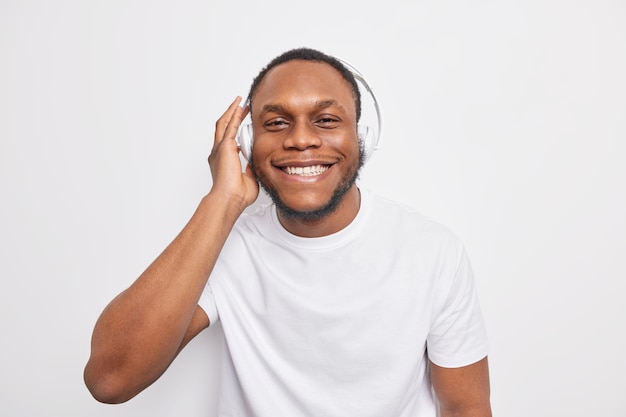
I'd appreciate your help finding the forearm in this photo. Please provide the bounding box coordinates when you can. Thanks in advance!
[84,191,244,403]
[439,405,492,417]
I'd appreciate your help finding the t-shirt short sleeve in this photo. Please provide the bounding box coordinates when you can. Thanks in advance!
[198,282,220,326]
[427,244,489,368]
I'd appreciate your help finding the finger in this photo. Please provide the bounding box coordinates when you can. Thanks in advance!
[214,96,244,146]
[213,96,243,145]
[222,100,249,145]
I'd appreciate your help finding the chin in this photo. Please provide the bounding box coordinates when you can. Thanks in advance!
[273,194,344,222]
[258,172,359,222]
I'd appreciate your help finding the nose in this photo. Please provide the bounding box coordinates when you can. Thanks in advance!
[283,122,322,151]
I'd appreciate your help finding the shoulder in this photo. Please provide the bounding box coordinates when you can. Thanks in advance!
[366,190,463,251]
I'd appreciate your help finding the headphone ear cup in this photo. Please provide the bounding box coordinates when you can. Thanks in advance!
[236,123,254,161]
[358,125,374,162]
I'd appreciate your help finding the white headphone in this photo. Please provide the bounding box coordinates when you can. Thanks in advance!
[236,58,382,163]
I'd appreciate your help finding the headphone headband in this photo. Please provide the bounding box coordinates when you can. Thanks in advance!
[337,58,383,153]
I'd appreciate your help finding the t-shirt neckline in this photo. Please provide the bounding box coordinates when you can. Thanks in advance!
[266,187,371,251]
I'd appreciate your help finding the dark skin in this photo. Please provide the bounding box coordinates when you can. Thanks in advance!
[432,359,492,417]
[249,60,362,237]
[84,60,492,416]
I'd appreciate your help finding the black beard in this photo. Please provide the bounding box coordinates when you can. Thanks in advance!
[248,149,364,222]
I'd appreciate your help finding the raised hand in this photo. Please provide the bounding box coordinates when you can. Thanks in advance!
[207,97,259,211]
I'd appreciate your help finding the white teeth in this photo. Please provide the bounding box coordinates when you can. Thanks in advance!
[284,165,329,176]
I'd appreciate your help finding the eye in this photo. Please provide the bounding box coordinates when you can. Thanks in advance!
[264,118,289,131]
[316,116,340,128]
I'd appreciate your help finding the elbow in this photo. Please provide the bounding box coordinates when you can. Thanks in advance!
[83,362,138,404]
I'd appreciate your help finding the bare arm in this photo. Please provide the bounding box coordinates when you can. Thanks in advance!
[84,97,258,403]
[430,357,492,417]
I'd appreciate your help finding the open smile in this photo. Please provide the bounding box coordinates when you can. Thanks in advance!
[281,165,331,177]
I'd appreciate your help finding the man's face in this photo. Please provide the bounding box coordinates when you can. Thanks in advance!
[249,60,363,221]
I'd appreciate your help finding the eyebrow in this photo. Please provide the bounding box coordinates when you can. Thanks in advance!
[260,99,343,116]
[314,99,339,110]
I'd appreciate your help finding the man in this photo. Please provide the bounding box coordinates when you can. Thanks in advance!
[84,48,492,416]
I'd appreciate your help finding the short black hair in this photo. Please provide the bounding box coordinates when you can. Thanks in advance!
[246,47,362,122]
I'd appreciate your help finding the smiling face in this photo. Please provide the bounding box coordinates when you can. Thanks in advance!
[248,60,363,234]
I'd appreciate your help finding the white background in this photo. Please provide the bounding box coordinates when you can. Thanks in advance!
[1,1,624,416]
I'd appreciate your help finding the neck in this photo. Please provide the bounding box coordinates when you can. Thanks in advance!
[277,185,361,238]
